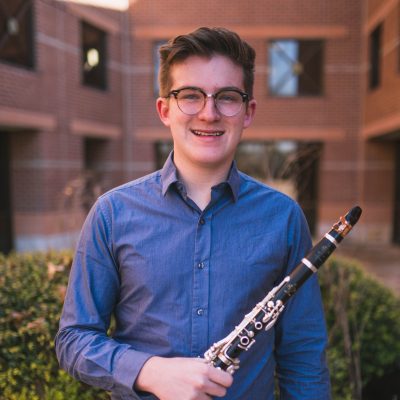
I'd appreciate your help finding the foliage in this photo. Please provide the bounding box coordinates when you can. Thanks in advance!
[319,257,400,400]
[0,251,109,400]
[0,252,399,399]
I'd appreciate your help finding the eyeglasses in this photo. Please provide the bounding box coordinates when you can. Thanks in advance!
[166,87,249,117]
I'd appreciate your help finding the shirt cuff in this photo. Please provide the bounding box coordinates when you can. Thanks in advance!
[113,347,154,393]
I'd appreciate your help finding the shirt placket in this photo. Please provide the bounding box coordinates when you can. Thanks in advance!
[190,210,212,357]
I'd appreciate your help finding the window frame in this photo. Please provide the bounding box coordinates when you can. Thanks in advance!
[267,38,325,98]
[369,23,382,90]
[0,0,35,69]
[81,20,108,91]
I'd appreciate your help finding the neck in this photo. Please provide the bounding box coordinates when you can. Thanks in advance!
[173,156,232,210]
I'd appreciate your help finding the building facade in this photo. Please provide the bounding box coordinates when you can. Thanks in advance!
[130,0,400,243]
[0,0,153,252]
[0,0,399,252]
[362,0,400,244]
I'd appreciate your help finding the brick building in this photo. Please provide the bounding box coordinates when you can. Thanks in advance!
[130,0,400,243]
[363,0,400,244]
[0,0,154,252]
[0,0,399,252]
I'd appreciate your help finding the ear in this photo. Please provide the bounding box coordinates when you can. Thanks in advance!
[243,99,257,129]
[156,97,171,127]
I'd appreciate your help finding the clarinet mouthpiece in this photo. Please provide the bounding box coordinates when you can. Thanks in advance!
[345,206,362,227]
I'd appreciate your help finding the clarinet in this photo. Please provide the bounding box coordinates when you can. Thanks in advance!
[204,206,362,374]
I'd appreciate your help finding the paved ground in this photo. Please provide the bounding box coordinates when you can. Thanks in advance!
[338,242,400,296]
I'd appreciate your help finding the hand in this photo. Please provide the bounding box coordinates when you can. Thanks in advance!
[135,356,233,400]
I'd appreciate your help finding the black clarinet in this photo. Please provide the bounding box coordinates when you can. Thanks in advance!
[204,206,362,374]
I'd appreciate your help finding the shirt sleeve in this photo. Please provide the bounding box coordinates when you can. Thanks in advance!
[55,198,153,396]
[274,205,331,399]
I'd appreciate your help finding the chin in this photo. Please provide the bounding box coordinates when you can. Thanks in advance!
[195,154,231,167]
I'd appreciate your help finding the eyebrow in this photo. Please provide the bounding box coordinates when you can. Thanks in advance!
[173,86,245,93]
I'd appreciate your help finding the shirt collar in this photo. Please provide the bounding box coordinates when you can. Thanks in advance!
[161,152,179,196]
[161,151,241,202]
[225,160,241,202]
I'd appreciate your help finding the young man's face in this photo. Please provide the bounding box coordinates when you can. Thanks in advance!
[157,55,256,173]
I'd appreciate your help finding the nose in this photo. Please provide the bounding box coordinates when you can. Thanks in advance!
[197,94,221,121]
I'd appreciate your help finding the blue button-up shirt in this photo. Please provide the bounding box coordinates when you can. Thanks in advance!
[56,154,330,399]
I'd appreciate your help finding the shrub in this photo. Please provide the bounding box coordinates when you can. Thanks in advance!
[319,257,400,400]
[0,251,108,400]
[0,252,399,399]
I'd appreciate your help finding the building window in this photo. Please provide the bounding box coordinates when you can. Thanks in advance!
[155,141,173,169]
[235,141,321,234]
[369,24,382,89]
[81,21,107,90]
[82,137,107,211]
[268,40,324,97]
[0,0,34,68]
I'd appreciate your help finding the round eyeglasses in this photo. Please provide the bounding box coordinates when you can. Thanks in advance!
[166,87,249,117]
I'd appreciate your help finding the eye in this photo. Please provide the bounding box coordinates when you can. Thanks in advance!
[217,91,242,103]
[178,89,203,102]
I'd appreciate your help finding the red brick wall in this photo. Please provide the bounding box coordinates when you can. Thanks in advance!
[130,0,367,239]
[0,0,154,250]
[364,1,400,127]
[360,0,400,242]
[1,0,398,249]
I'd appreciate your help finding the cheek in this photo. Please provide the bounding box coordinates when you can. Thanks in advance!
[169,119,191,141]
[168,114,189,132]
[228,120,245,140]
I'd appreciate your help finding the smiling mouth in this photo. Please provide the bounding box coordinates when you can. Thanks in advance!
[191,129,224,137]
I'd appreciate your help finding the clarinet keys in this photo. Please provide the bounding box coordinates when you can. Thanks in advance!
[204,206,362,375]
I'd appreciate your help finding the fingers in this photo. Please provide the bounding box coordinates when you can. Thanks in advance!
[135,356,233,400]
[207,363,234,389]
[193,361,233,397]
[199,377,229,398]
[196,358,233,389]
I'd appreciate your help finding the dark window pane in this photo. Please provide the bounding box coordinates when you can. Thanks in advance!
[369,24,381,89]
[298,41,323,95]
[155,141,173,169]
[81,21,107,90]
[0,0,34,68]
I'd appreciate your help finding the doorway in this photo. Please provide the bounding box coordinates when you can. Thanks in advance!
[393,142,400,244]
[0,133,13,254]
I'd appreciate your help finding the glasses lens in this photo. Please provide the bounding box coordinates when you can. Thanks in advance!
[173,88,246,116]
[215,90,244,116]
[176,88,204,115]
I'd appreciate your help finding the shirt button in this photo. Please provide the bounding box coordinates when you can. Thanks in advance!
[197,262,205,269]
[197,308,204,316]
[199,218,205,225]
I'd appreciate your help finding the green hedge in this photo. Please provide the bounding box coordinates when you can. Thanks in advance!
[0,251,399,399]
[0,252,108,400]
[319,257,400,400]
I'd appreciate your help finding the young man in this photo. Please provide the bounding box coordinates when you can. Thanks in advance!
[56,27,330,399]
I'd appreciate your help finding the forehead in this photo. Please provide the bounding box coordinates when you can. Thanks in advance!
[169,55,245,91]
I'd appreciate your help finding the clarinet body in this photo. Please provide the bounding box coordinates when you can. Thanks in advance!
[204,206,362,374]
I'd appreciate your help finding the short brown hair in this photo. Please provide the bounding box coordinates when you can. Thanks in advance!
[158,27,256,98]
